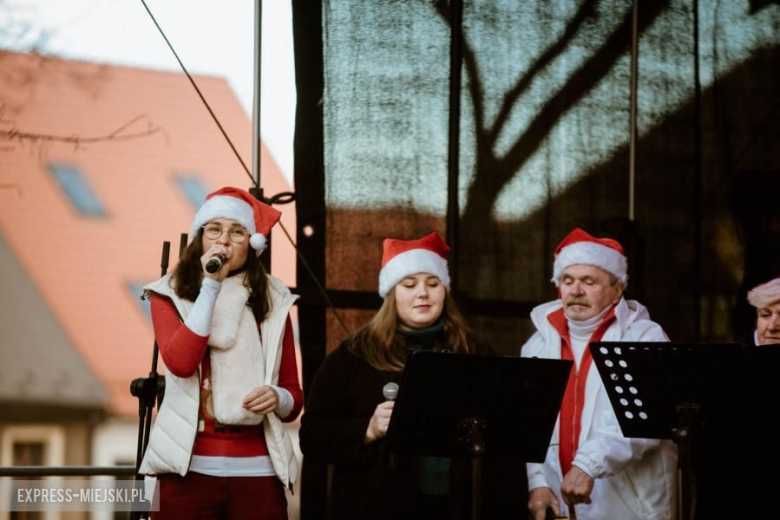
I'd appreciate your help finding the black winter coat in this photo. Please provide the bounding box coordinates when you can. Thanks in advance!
[299,340,526,520]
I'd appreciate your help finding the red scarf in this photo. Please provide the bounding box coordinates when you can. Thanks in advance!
[548,306,616,475]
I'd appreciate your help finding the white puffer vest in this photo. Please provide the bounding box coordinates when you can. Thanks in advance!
[138,273,300,488]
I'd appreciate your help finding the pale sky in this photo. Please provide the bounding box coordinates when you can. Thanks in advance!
[1,0,296,183]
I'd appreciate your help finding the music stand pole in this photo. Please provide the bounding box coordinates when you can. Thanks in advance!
[458,417,486,520]
[671,402,699,520]
[130,241,171,520]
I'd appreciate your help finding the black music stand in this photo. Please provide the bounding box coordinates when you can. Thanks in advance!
[384,351,572,520]
[740,344,780,517]
[589,341,753,520]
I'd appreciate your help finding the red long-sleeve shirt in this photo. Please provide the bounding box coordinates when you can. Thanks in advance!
[150,295,303,458]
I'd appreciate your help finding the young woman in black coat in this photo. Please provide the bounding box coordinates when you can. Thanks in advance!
[300,233,471,519]
[300,233,523,520]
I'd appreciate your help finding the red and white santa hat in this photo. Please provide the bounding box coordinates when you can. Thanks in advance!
[378,232,451,297]
[190,186,281,255]
[552,228,628,286]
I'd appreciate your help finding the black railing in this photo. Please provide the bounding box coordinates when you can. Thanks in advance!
[0,466,136,477]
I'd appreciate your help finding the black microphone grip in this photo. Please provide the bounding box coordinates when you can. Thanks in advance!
[205,255,225,274]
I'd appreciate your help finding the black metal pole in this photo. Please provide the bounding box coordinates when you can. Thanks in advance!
[625,0,646,302]
[460,416,485,520]
[293,1,328,518]
[0,466,137,477]
[679,5,703,520]
[471,439,484,520]
[179,233,188,260]
[692,0,702,345]
[446,0,463,291]
[628,0,638,225]
[251,1,271,274]
[131,241,170,520]
[142,241,168,467]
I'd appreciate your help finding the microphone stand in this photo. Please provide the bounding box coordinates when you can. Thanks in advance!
[129,240,174,520]
[458,416,486,520]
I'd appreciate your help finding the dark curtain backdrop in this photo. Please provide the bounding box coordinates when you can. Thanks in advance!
[293,0,780,516]
[296,0,780,355]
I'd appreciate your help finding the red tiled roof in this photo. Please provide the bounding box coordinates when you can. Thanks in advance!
[0,51,297,417]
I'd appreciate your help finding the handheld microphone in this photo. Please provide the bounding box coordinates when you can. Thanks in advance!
[382,382,399,402]
[205,254,226,274]
[382,382,399,471]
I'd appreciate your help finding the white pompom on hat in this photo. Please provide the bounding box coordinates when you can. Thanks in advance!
[552,228,628,286]
[747,276,780,309]
[190,186,281,255]
[378,232,451,297]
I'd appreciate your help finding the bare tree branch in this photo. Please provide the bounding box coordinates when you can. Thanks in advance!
[487,0,598,141]
[0,182,23,196]
[0,111,163,152]
[447,0,670,227]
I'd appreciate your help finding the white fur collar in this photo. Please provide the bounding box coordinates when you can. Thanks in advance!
[208,273,266,425]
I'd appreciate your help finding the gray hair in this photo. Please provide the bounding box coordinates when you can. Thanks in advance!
[555,265,628,289]
[747,278,780,309]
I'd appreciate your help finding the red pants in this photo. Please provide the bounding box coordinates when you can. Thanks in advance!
[152,472,288,520]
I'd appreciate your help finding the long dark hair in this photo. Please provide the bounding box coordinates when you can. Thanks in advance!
[348,290,473,372]
[171,228,271,323]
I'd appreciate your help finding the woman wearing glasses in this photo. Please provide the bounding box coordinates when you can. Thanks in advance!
[140,187,302,519]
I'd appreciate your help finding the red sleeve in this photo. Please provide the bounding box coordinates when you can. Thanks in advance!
[150,295,208,378]
[277,314,303,422]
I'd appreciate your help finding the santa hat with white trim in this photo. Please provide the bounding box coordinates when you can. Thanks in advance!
[378,232,451,297]
[747,276,780,309]
[551,228,628,286]
[190,186,281,255]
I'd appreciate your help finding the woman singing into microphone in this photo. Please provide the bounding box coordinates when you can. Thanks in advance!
[300,233,489,519]
[140,187,302,519]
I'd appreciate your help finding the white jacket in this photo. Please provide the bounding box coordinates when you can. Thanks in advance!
[521,298,677,520]
[138,274,300,488]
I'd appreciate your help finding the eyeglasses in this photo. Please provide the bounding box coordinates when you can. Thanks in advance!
[202,223,249,243]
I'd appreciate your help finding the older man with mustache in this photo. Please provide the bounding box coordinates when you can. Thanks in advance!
[521,229,677,520]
